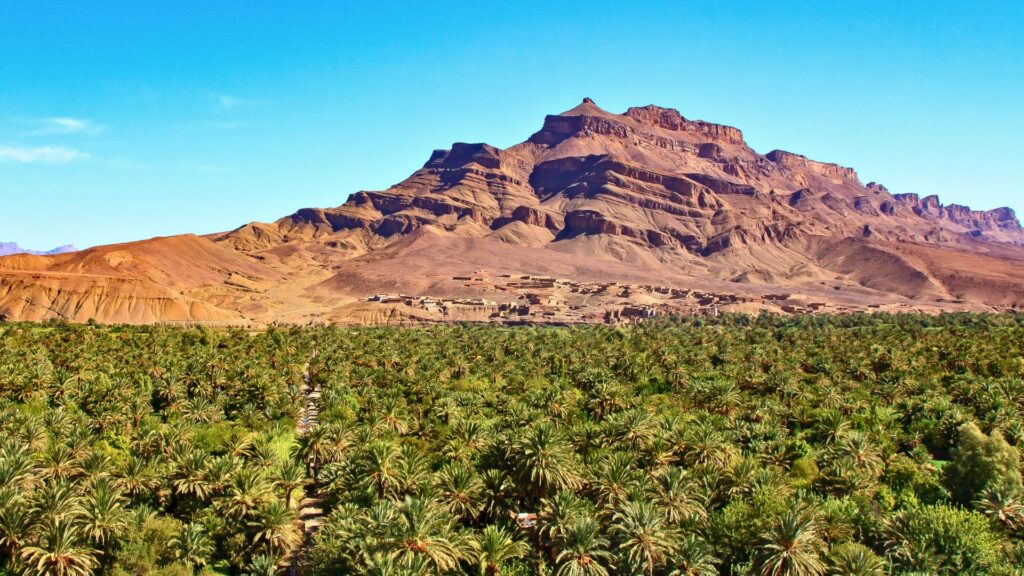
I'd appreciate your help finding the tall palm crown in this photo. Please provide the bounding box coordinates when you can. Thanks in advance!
[754,509,826,576]
[382,496,470,573]
[247,500,302,558]
[19,520,98,576]
[554,517,614,576]
[508,421,583,501]
[610,500,681,575]
[473,525,530,576]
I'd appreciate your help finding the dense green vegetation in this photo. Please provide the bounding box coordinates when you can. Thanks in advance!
[3,314,1024,575]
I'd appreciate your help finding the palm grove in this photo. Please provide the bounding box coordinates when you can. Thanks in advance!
[1,314,1024,575]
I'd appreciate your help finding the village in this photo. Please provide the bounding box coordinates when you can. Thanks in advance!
[362,273,907,325]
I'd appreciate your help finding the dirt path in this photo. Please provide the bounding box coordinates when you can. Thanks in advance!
[288,348,324,574]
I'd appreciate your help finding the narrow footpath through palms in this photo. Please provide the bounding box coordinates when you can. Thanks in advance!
[289,347,323,574]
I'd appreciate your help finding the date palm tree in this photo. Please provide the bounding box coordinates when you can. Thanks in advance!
[37,443,84,481]
[436,461,484,522]
[681,423,734,469]
[364,551,430,576]
[508,421,583,501]
[46,368,78,407]
[586,380,629,421]
[356,439,404,500]
[116,455,160,500]
[250,435,279,469]
[272,459,307,509]
[610,500,681,575]
[472,524,530,576]
[171,522,214,571]
[30,480,84,526]
[244,552,279,576]
[650,466,706,524]
[0,488,32,563]
[171,450,214,503]
[206,454,240,496]
[479,469,512,522]
[605,409,657,452]
[825,543,885,576]
[0,443,40,491]
[222,468,273,521]
[554,516,613,576]
[814,410,851,446]
[372,397,413,436]
[382,496,470,573]
[248,500,303,559]
[224,430,256,460]
[753,508,826,576]
[80,452,116,485]
[538,490,590,545]
[835,432,883,478]
[669,535,718,576]
[590,453,641,511]
[181,395,222,424]
[19,519,97,576]
[444,419,493,462]
[293,425,330,477]
[396,444,432,497]
[80,478,128,547]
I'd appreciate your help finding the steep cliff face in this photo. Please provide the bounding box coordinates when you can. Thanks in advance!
[764,150,859,183]
[623,104,746,145]
[2,98,1023,324]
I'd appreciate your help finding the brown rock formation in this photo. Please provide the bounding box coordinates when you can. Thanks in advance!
[2,98,1023,324]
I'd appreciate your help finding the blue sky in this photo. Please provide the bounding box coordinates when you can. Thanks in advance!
[1,1,1022,249]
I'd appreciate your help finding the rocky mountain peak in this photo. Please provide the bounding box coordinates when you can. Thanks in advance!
[560,97,613,117]
[3,99,1024,325]
[0,242,76,257]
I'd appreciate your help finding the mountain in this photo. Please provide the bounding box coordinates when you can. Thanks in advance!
[0,242,76,257]
[2,98,1024,325]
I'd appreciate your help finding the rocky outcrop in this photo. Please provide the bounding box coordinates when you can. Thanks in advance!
[529,100,740,153]
[892,194,1023,238]
[624,105,745,145]
[560,209,675,248]
[491,205,564,232]
[529,113,632,145]
[766,150,860,183]
[425,142,503,170]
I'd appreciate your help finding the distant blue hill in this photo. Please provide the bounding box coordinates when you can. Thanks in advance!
[0,242,77,256]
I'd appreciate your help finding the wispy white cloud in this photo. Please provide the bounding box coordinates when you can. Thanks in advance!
[215,93,269,111]
[0,145,90,164]
[217,94,244,109]
[33,117,104,135]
